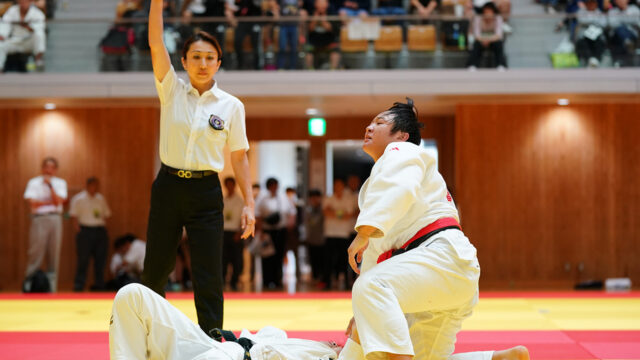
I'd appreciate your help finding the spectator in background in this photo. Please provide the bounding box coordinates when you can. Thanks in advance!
[410,0,440,21]
[276,0,307,69]
[23,157,67,293]
[467,0,510,31]
[110,234,146,286]
[608,0,639,66]
[256,177,296,289]
[306,0,341,69]
[575,0,607,67]
[222,177,245,291]
[322,178,354,290]
[182,0,234,59]
[231,0,263,70]
[372,0,407,18]
[69,177,112,292]
[116,0,142,18]
[0,0,46,72]
[304,189,325,285]
[466,2,507,70]
[337,0,370,19]
[252,182,261,199]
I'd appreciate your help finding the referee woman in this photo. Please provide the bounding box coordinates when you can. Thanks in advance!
[143,0,255,334]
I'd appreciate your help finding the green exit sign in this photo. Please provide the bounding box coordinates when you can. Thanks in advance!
[308,118,326,136]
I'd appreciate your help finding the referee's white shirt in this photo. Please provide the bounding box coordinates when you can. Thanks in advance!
[155,66,250,172]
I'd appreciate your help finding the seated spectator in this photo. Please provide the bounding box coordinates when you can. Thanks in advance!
[372,0,407,17]
[0,0,46,72]
[231,0,263,70]
[337,0,369,19]
[575,0,607,67]
[305,0,341,69]
[607,0,639,66]
[467,0,510,31]
[109,234,146,289]
[276,0,307,69]
[99,18,136,71]
[181,0,233,58]
[116,0,142,18]
[466,2,507,70]
[410,0,440,21]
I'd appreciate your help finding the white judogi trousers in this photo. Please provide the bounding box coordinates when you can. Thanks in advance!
[345,229,493,360]
[109,284,244,360]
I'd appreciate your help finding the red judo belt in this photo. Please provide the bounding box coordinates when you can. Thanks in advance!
[376,217,461,264]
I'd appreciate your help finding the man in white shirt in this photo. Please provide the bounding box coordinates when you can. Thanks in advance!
[255,178,296,289]
[23,157,67,292]
[0,0,46,71]
[344,99,529,360]
[223,177,246,291]
[322,178,354,290]
[69,177,112,291]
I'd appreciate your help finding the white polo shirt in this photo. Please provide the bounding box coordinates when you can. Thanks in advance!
[323,193,355,238]
[155,66,250,172]
[23,175,68,215]
[223,192,245,231]
[69,190,112,227]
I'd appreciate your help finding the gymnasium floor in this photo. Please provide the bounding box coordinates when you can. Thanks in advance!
[0,291,639,360]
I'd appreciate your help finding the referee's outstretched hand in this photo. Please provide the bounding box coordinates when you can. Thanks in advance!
[240,206,255,239]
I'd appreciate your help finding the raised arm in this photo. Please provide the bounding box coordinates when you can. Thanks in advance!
[149,0,172,82]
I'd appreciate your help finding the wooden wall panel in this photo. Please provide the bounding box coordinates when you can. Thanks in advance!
[0,108,159,291]
[455,104,640,288]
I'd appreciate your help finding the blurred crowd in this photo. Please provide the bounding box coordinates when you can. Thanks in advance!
[22,155,370,293]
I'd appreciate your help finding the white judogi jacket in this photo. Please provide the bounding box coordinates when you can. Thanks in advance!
[355,141,474,273]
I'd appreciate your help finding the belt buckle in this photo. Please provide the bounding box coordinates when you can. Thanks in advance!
[177,170,193,178]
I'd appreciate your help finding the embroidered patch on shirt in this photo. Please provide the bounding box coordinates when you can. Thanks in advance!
[208,115,225,131]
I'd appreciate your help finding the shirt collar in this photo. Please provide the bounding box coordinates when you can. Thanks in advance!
[187,80,222,99]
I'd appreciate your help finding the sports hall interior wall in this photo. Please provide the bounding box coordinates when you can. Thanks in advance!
[0,103,638,290]
[456,103,640,288]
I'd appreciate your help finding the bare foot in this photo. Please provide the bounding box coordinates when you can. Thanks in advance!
[492,346,530,360]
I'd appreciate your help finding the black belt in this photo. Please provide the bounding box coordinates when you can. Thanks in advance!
[161,164,217,179]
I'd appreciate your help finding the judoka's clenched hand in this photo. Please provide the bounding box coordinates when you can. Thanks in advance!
[348,233,369,274]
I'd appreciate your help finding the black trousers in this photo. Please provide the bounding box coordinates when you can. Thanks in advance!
[74,226,108,291]
[466,40,507,68]
[234,22,261,70]
[261,228,287,288]
[323,237,349,288]
[307,244,325,281]
[142,169,224,333]
[222,230,244,288]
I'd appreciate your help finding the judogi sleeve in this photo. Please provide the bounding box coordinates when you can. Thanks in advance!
[355,148,425,238]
